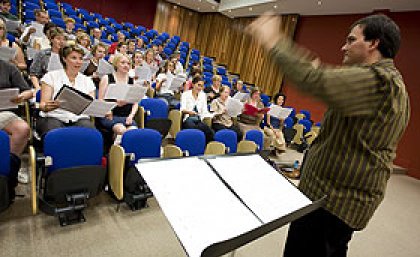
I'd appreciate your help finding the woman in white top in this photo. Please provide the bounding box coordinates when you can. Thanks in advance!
[142,48,158,81]
[36,44,96,138]
[0,19,26,70]
[98,54,138,141]
[156,60,180,108]
[180,76,214,143]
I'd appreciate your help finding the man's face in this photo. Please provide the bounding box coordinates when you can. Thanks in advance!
[1,2,11,12]
[37,12,49,24]
[66,22,75,31]
[341,25,372,65]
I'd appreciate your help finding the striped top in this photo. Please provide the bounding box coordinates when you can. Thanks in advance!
[271,39,410,229]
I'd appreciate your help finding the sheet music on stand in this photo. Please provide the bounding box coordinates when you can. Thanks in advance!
[54,85,115,117]
[0,46,17,61]
[137,154,325,257]
[104,83,147,103]
[97,58,114,77]
[0,88,19,110]
[268,105,293,120]
[47,52,63,72]
[225,98,244,117]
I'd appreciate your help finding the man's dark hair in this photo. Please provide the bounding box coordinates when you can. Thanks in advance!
[352,14,401,58]
[1,0,11,5]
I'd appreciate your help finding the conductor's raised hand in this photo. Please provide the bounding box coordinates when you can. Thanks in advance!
[245,12,284,51]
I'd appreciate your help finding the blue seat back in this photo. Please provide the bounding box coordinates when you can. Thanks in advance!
[121,129,162,163]
[214,129,237,153]
[175,129,206,156]
[43,127,103,173]
[298,119,312,134]
[300,110,311,120]
[140,98,169,121]
[260,94,270,107]
[245,130,264,150]
[0,131,10,176]
[284,117,294,128]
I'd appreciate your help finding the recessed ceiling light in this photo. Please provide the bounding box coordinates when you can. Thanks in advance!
[249,7,253,11]
[228,9,232,13]
[274,5,277,9]
[174,5,177,9]
[212,6,215,10]
[317,1,322,5]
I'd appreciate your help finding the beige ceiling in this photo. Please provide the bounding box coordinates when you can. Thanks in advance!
[165,0,420,17]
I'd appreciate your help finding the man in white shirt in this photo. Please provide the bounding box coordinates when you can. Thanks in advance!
[20,9,49,49]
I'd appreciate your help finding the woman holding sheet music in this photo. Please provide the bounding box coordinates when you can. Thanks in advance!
[29,27,66,90]
[180,76,214,143]
[210,86,243,141]
[98,53,138,143]
[36,45,95,138]
[0,19,26,70]
[84,42,108,89]
[264,93,287,155]
[155,60,180,108]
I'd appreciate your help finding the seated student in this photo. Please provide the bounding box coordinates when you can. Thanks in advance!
[36,44,96,138]
[142,48,158,81]
[171,51,184,75]
[155,60,180,108]
[127,40,136,58]
[98,53,138,144]
[0,60,34,184]
[230,79,244,97]
[20,9,49,50]
[210,86,243,141]
[204,74,221,103]
[76,32,91,57]
[264,93,287,155]
[108,41,128,63]
[135,37,145,53]
[64,17,76,41]
[91,28,102,46]
[29,27,66,90]
[183,70,201,92]
[0,19,26,70]
[181,76,214,143]
[108,31,125,54]
[152,43,163,65]
[83,42,107,89]
[237,87,265,133]
[0,0,18,21]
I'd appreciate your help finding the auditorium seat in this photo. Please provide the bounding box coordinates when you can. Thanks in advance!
[0,131,12,213]
[29,127,106,226]
[140,98,172,137]
[214,129,238,153]
[175,129,206,156]
[245,129,264,151]
[237,140,258,153]
[108,129,159,210]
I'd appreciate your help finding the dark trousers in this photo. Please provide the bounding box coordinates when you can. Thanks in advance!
[36,117,94,139]
[283,208,354,257]
[183,117,214,143]
[212,122,243,142]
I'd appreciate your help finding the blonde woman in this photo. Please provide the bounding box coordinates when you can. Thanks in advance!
[98,54,138,141]
[0,19,26,70]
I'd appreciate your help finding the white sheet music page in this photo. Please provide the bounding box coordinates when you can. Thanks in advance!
[137,157,261,257]
[233,92,249,102]
[82,100,116,117]
[0,88,19,110]
[207,155,312,223]
[0,46,17,61]
[225,97,244,117]
[168,76,186,91]
[134,65,152,81]
[268,105,293,120]
[47,52,63,72]
[104,84,146,103]
[97,58,114,77]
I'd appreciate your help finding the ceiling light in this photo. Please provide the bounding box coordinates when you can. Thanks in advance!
[274,5,277,9]
[174,5,177,9]
[317,1,322,5]
[212,6,215,10]
[228,9,232,13]
[249,7,253,11]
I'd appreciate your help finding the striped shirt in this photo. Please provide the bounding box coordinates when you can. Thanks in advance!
[270,39,410,229]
